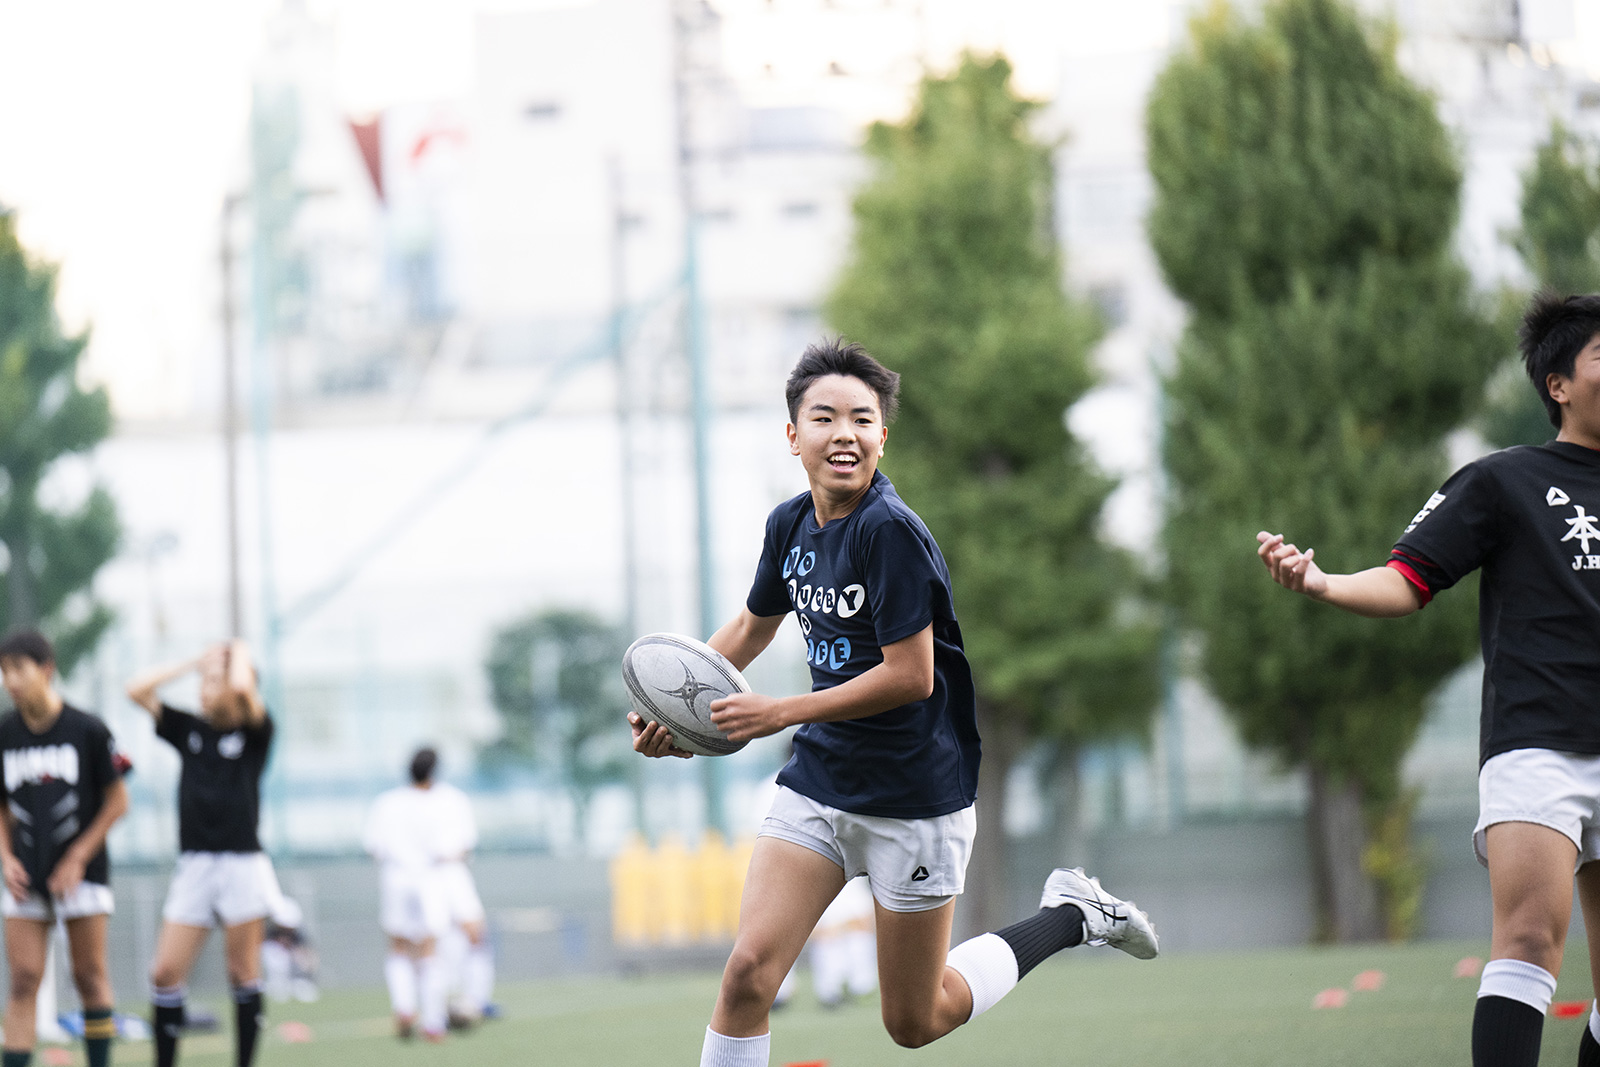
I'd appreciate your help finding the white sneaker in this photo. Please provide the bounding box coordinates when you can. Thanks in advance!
[1040,867,1159,960]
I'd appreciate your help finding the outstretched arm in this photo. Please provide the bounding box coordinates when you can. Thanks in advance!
[124,656,203,720]
[1256,531,1424,619]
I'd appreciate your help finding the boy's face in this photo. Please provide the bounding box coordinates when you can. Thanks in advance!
[787,373,887,500]
[1550,331,1600,448]
[0,655,53,713]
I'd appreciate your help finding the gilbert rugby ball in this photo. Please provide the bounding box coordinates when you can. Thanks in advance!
[622,632,750,756]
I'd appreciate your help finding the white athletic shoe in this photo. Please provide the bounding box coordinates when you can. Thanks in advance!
[1040,867,1159,960]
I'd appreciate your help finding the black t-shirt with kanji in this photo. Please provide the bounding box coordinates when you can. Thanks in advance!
[0,703,124,890]
[1389,441,1600,766]
[156,705,273,853]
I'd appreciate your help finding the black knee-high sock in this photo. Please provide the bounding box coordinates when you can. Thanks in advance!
[82,1006,114,1067]
[2,1049,33,1067]
[233,984,264,1067]
[1580,1018,1600,1067]
[1472,995,1544,1067]
[152,985,186,1067]
[993,905,1085,979]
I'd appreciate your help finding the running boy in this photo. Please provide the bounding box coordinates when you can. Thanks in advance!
[126,640,275,1067]
[631,339,1158,1067]
[0,629,130,1067]
[1257,292,1600,1067]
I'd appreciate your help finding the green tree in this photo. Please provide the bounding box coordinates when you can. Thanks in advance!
[483,608,632,836]
[0,210,119,675]
[1482,121,1600,448]
[1147,0,1501,940]
[827,54,1162,931]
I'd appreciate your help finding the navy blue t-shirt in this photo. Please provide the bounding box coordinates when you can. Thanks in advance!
[747,470,981,818]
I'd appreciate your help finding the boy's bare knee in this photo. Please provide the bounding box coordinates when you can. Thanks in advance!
[721,945,785,1007]
[883,1015,938,1049]
[8,965,43,1000]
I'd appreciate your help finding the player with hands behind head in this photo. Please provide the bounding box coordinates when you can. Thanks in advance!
[126,639,275,1067]
[1258,292,1600,1067]
[0,629,130,1067]
[632,340,1157,1067]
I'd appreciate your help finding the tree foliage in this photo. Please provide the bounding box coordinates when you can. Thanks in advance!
[0,211,119,676]
[1482,121,1600,448]
[482,608,632,830]
[1147,0,1501,939]
[827,54,1162,927]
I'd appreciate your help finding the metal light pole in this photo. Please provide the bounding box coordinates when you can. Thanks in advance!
[672,0,727,836]
[221,193,246,638]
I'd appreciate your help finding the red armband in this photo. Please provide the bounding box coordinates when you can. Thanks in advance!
[1385,556,1433,607]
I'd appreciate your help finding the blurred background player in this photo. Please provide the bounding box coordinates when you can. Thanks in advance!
[429,767,494,1029]
[364,747,456,1042]
[260,894,319,1004]
[126,640,275,1067]
[0,629,130,1067]
[808,876,876,1009]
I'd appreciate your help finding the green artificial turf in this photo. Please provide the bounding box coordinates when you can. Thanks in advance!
[59,938,1600,1066]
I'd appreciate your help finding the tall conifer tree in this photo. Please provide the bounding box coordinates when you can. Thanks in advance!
[828,55,1160,928]
[1147,0,1501,939]
[0,210,119,674]
[1483,121,1600,448]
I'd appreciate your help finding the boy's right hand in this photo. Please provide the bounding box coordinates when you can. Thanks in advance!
[1257,531,1328,598]
[628,712,695,759]
[2,852,30,903]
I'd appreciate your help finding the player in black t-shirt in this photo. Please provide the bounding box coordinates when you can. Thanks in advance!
[126,640,274,1067]
[631,341,1157,1067]
[0,629,129,1067]
[1257,293,1600,1067]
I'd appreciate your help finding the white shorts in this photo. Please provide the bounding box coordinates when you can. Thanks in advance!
[162,852,276,927]
[1,881,114,922]
[439,861,485,925]
[757,785,975,913]
[1475,748,1600,868]
[380,866,451,943]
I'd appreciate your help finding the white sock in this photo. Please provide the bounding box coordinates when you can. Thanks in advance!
[438,927,469,1008]
[699,1027,770,1067]
[384,954,417,1017]
[418,954,448,1035]
[944,932,1020,1021]
[1589,1000,1600,1042]
[463,944,495,1014]
[1477,958,1557,1013]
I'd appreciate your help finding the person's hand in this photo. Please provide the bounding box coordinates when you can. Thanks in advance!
[46,849,86,900]
[628,712,694,759]
[1257,531,1329,598]
[2,852,30,903]
[709,692,787,742]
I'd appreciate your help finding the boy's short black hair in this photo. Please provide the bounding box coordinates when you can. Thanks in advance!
[785,339,901,425]
[0,630,54,668]
[1520,292,1600,428]
[409,746,438,785]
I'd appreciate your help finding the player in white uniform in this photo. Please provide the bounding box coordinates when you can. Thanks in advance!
[429,778,494,1027]
[364,747,462,1042]
[126,640,275,1067]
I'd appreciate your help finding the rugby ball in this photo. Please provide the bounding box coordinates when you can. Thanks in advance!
[622,633,750,756]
